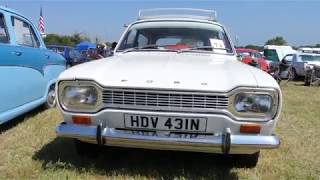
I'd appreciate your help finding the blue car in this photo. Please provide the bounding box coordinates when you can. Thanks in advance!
[46,45,74,66]
[0,7,66,125]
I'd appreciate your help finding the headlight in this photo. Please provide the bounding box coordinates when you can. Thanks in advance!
[58,81,102,112]
[305,64,314,70]
[234,94,272,113]
[230,89,279,121]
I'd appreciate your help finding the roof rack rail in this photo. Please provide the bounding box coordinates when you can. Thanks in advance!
[138,8,217,21]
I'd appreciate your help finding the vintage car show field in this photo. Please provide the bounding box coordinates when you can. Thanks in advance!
[0,82,319,179]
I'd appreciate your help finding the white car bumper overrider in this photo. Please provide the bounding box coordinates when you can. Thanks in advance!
[56,122,280,154]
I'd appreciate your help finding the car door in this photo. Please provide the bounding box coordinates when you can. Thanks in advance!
[0,12,25,115]
[9,16,46,106]
[294,55,307,76]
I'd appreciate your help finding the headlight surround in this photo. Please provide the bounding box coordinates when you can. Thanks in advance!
[229,88,279,121]
[234,93,273,113]
[58,81,102,112]
[305,64,314,70]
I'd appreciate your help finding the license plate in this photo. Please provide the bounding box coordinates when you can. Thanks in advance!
[124,114,207,132]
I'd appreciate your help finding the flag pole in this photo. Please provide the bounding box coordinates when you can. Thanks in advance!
[38,5,46,38]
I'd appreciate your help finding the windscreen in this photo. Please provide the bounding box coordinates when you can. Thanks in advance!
[300,55,320,62]
[264,49,279,62]
[118,22,233,54]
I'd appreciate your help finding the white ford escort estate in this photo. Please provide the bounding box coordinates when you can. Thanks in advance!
[56,9,281,167]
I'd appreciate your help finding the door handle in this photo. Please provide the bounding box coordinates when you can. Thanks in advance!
[12,51,23,56]
[45,54,50,59]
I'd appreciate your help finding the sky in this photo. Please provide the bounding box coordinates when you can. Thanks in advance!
[0,0,319,46]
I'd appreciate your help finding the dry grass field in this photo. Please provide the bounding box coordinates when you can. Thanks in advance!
[0,82,319,179]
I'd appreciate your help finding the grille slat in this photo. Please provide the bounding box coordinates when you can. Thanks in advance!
[102,88,229,112]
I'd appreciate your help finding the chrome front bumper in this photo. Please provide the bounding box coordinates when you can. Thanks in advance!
[56,122,280,154]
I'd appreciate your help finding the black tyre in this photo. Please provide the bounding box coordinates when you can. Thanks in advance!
[304,70,312,86]
[304,78,311,86]
[74,139,100,157]
[233,151,260,168]
[288,68,297,81]
[43,85,56,109]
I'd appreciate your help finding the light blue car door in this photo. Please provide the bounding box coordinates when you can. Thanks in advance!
[0,14,47,120]
[10,16,47,105]
[0,12,24,115]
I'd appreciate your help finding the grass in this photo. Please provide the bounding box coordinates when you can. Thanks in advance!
[0,82,319,179]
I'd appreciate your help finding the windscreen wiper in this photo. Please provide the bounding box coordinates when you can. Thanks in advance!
[122,44,161,53]
[178,46,232,53]
[122,44,178,53]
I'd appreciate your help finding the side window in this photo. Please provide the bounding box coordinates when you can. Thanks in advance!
[283,54,293,62]
[254,53,262,59]
[11,17,40,48]
[124,29,137,49]
[0,13,9,43]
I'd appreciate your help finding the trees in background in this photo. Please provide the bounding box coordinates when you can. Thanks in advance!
[44,33,91,46]
[265,36,287,46]
[44,33,319,51]
[244,45,263,52]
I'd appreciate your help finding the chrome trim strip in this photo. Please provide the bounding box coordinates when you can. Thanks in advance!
[56,123,280,154]
[228,88,280,121]
[58,81,104,113]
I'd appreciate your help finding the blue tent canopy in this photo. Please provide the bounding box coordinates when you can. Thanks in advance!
[75,41,96,51]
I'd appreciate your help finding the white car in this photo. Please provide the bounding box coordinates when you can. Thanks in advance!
[56,9,282,167]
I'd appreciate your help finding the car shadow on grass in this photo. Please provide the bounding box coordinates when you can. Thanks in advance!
[0,106,46,134]
[33,137,240,179]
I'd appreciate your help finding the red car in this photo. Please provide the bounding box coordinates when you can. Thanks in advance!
[236,48,269,71]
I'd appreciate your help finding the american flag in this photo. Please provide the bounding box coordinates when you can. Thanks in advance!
[38,7,45,34]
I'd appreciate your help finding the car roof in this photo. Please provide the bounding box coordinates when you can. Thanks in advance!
[129,18,225,33]
[236,48,259,53]
[47,45,73,48]
[138,8,217,21]
[133,17,222,26]
[0,6,26,18]
[132,9,222,27]
[297,52,320,56]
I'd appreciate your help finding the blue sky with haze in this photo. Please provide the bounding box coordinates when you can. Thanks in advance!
[1,0,319,46]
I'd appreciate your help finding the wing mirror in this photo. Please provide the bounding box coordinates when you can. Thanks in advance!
[41,34,47,38]
[111,42,117,50]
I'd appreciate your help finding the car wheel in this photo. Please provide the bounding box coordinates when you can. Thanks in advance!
[74,139,100,157]
[289,68,298,81]
[304,70,312,86]
[233,151,260,168]
[44,86,56,108]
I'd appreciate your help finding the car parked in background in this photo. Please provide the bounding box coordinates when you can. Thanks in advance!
[0,7,66,124]
[285,52,320,79]
[69,50,91,66]
[47,45,74,66]
[236,48,269,71]
[264,45,296,78]
[264,45,296,64]
[55,8,282,167]
[298,47,320,54]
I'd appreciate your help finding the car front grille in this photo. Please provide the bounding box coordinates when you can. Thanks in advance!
[102,88,229,112]
[314,65,320,78]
